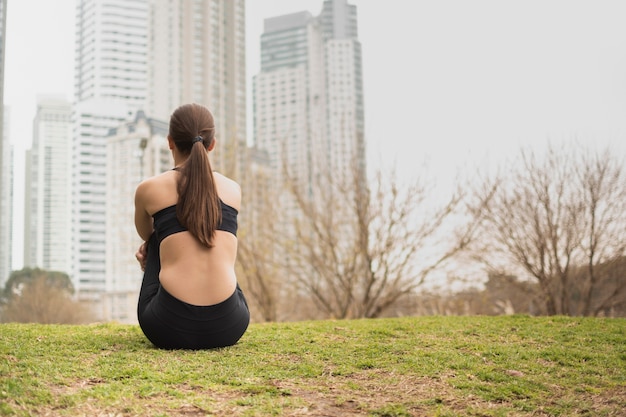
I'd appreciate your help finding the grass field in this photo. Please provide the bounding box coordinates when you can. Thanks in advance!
[1,316,625,416]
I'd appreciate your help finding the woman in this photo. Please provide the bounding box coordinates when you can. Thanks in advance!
[134,103,249,350]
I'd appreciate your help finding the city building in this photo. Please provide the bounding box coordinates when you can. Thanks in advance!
[74,0,149,108]
[0,0,10,286]
[148,0,247,176]
[253,0,365,207]
[320,0,365,183]
[24,96,73,276]
[71,98,136,302]
[72,0,149,303]
[104,111,170,323]
[0,109,11,287]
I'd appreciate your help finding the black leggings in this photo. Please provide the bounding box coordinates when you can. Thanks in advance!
[137,233,250,350]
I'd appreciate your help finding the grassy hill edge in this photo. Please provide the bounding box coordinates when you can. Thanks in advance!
[1,316,625,416]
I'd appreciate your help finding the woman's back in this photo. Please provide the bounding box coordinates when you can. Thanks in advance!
[138,169,241,306]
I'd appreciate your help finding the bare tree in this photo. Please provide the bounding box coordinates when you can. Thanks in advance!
[234,146,286,322]
[471,144,626,316]
[236,195,283,322]
[1,268,93,324]
[281,159,481,319]
[237,240,280,322]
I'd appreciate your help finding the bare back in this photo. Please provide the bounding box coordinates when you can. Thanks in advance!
[138,170,241,306]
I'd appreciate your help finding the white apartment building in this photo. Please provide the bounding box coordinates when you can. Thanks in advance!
[325,36,365,182]
[24,96,73,276]
[72,0,149,303]
[75,0,149,107]
[104,111,170,323]
[72,99,135,301]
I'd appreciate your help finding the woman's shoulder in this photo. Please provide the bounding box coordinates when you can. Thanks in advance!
[137,170,175,190]
[213,171,241,210]
[135,170,178,212]
[213,171,240,189]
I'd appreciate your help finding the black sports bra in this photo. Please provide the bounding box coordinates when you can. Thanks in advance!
[152,201,238,244]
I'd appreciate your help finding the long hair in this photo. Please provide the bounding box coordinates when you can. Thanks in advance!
[169,103,221,248]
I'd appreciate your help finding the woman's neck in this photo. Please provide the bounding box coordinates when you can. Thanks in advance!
[172,152,188,168]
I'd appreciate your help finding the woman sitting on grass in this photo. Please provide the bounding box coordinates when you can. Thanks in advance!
[133,103,250,350]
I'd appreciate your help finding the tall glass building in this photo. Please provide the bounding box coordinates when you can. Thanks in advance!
[253,0,365,189]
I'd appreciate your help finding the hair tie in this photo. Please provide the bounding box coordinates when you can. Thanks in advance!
[192,136,203,144]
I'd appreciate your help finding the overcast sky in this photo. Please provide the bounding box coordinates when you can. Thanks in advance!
[5,0,626,266]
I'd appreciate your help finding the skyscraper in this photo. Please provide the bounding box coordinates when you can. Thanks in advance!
[74,0,149,107]
[254,11,318,184]
[0,0,10,286]
[72,0,149,301]
[148,0,247,175]
[319,0,365,182]
[24,96,73,275]
[253,0,365,199]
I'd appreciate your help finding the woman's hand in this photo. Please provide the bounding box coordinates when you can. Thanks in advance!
[135,241,148,271]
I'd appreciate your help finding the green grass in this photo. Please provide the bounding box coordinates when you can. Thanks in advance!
[1,316,624,416]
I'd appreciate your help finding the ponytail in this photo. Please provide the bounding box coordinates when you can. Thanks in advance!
[170,104,221,248]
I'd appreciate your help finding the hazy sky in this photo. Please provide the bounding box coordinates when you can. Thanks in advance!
[5,0,626,266]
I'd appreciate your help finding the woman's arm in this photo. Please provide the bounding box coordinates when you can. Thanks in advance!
[134,180,154,241]
[135,241,148,271]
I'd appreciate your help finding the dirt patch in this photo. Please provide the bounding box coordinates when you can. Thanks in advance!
[27,372,454,416]
[20,372,626,416]
[49,377,107,397]
[265,371,456,416]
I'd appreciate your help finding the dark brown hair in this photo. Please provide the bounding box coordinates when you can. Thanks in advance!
[169,103,220,248]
